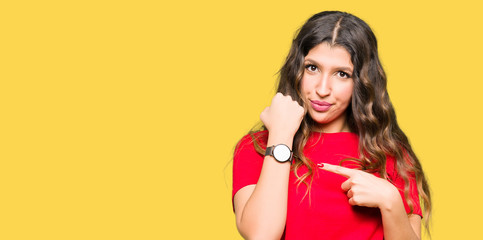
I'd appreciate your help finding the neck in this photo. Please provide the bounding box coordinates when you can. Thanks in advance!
[314,114,350,133]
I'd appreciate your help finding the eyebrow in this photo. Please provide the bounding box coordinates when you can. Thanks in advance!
[304,57,353,73]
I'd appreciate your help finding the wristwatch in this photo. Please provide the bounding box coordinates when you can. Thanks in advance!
[265,144,293,163]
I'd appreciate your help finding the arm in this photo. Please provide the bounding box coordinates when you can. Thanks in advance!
[234,140,292,240]
[319,163,421,240]
[379,192,421,240]
[233,93,304,240]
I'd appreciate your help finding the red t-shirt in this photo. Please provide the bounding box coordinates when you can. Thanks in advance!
[232,131,422,240]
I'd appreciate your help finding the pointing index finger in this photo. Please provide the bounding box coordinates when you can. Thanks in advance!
[318,163,357,178]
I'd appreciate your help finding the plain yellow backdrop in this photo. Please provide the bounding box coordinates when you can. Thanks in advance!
[1,0,482,239]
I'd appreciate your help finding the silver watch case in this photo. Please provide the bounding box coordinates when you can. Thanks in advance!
[265,144,293,163]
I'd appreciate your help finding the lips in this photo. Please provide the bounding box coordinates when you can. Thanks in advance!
[310,100,332,112]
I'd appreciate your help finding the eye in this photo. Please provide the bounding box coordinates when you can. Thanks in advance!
[337,71,351,78]
[305,64,318,72]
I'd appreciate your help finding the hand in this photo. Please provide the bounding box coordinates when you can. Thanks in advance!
[318,163,401,209]
[260,93,305,139]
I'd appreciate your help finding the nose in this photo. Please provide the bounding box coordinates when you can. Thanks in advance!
[315,74,331,97]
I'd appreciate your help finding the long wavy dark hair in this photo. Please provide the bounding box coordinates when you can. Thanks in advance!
[249,11,431,232]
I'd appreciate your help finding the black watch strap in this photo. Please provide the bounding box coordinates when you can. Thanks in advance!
[265,144,293,164]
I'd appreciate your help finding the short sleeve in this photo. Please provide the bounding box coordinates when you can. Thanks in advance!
[232,132,267,208]
[386,156,423,217]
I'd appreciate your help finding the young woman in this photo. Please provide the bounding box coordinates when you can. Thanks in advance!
[232,11,431,240]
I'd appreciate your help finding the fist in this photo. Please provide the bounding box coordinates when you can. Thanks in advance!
[318,163,401,209]
[260,93,305,138]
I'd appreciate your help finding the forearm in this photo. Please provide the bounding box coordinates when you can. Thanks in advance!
[237,135,292,240]
[380,193,420,240]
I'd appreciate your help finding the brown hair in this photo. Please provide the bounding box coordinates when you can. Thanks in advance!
[249,11,431,233]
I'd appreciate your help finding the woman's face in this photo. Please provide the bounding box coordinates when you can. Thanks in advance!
[301,42,354,133]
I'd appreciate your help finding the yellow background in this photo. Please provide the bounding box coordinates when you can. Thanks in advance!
[1,0,482,239]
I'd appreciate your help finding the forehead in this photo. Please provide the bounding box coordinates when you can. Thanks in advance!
[305,42,353,69]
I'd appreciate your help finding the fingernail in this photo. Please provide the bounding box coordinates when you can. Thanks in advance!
[317,163,324,168]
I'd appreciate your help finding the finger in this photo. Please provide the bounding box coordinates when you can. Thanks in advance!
[347,189,354,198]
[259,107,269,120]
[348,197,357,206]
[341,179,352,191]
[318,163,357,178]
[274,92,284,101]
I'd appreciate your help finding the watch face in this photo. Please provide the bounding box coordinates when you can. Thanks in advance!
[273,144,291,162]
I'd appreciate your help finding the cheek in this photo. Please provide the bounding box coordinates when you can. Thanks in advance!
[344,85,354,100]
[337,82,354,103]
[300,76,315,95]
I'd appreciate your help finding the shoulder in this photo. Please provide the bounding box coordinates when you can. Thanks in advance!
[234,130,268,155]
[384,151,416,183]
[384,154,422,216]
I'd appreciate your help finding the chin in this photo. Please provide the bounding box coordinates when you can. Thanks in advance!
[309,116,332,125]
[309,112,345,126]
